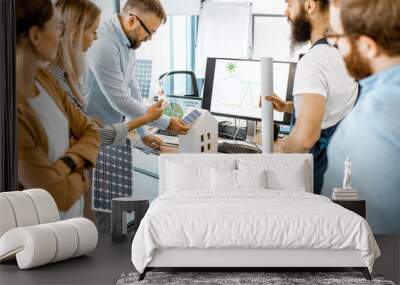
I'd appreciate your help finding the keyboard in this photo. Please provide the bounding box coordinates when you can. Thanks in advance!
[156,129,178,137]
[218,142,262,154]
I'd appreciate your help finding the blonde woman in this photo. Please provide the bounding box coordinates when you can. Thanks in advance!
[49,0,164,146]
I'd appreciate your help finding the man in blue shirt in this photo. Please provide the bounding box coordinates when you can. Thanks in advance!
[86,0,189,148]
[322,0,400,234]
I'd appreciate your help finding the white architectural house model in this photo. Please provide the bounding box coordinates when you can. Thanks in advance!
[178,109,218,153]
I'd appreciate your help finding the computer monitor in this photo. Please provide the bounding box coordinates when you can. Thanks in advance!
[202,57,297,125]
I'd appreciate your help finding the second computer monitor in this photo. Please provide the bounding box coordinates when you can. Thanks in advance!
[202,57,296,124]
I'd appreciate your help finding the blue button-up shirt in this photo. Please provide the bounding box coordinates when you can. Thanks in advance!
[85,14,170,137]
[322,64,400,234]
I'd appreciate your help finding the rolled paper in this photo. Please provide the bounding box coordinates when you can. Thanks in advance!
[261,57,274,154]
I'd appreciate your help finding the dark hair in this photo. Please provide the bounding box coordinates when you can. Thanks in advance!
[16,0,53,40]
[300,0,330,12]
[340,0,400,56]
[123,0,167,24]
[319,0,330,11]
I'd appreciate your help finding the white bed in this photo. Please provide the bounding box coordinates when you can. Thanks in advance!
[131,154,380,280]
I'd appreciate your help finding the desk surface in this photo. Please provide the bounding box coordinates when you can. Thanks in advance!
[0,234,133,285]
[130,131,283,154]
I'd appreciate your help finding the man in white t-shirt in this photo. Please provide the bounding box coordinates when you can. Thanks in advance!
[266,0,358,194]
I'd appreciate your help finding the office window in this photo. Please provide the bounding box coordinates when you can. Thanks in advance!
[137,15,197,97]
[169,15,197,71]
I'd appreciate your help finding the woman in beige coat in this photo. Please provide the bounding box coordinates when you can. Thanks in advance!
[16,0,99,217]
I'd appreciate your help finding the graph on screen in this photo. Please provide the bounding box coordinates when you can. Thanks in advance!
[210,59,290,121]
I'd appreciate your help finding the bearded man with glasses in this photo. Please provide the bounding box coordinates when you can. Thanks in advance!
[321,0,400,235]
[85,0,189,150]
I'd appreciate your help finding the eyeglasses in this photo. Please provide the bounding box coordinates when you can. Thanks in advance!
[324,28,358,47]
[129,14,155,39]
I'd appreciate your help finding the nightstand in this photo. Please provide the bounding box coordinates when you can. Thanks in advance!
[332,199,366,218]
[111,197,149,242]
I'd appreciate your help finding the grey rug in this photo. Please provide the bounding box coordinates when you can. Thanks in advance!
[116,272,396,285]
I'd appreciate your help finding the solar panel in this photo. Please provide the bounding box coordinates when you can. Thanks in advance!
[134,59,152,99]
[92,139,133,212]
[182,109,202,125]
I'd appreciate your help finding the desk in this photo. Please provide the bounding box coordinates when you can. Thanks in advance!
[129,131,282,203]
[0,234,133,285]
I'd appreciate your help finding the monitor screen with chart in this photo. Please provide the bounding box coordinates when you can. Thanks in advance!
[202,58,296,124]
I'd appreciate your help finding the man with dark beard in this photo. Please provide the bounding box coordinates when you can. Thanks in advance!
[86,0,189,149]
[321,0,400,234]
[266,0,358,194]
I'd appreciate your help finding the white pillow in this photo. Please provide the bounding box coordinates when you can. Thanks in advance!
[211,168,236,190]
[266,162,307,191]
[237,159,308,191]
[211,169,267,190]
[166,160,235,192]
[236,169,267,189]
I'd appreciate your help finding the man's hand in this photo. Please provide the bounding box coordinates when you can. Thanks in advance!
[167,117,190,135]
[144,100,165,122]
[142,134,163,149]
[265,94,289,112]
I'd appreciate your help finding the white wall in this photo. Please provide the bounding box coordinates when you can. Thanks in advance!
[215,0,309,61]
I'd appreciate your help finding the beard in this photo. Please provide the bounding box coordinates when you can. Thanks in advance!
[343,39,373,80]
[127,29,143,49]
[129,38,142,49]
[289,7,312,50]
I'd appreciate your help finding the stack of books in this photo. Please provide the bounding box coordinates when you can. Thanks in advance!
[332,188,358,200]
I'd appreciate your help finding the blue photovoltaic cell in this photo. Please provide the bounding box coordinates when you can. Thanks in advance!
[92,60,152,212]
[92,139,133,212]
[182,109,202,125]
[135,59,152,99]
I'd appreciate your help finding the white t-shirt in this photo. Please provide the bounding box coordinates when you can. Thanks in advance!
[29,81,69,163]
[29,81,84,218]
[292,44,358,129]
